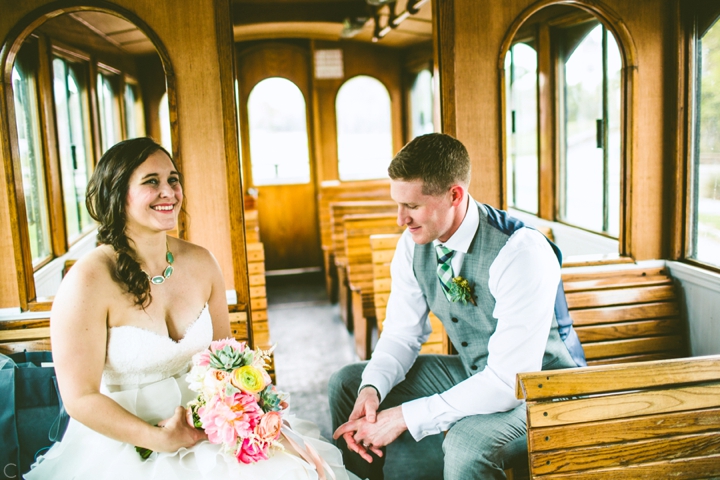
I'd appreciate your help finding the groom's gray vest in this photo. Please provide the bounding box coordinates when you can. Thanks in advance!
[413,202,586,376]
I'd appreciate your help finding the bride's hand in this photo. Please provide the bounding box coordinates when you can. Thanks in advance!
[155,406,207,452]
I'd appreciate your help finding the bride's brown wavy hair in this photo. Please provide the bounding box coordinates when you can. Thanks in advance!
[86,137,182,308]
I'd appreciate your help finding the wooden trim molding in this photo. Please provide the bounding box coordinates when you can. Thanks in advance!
[432,0,455,137]
[0,0,177,310]
[214,0,250,319]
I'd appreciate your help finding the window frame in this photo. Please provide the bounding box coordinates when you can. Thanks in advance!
[682,3,720,274]
[245,76,312,187]
[50,42,98,247]
[499,5,634,256]
[335,74,394,182]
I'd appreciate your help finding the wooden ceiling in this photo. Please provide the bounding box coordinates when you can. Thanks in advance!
[232,0,433,47]
[68,0,432,56]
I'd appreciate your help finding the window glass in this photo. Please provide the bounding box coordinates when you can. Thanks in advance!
[97,73,120,152]
[559,23,621,237]
[410,69,434,138]
[247,77,311,185]
[505,42,538,214]
[691,18,720,267]
[12,61,51,266]
[53,57,93,242]
[124,82,145,139]
[159,92,172,152]
[336,75,393,181]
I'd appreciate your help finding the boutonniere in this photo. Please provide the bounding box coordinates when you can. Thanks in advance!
[448,276,477,306]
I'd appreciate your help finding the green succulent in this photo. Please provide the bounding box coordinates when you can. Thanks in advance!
[448,276,477,306]
[208,345,252,371]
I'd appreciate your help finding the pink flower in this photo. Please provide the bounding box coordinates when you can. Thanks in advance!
[256,411,283,442]
[209,338,246,353]
[236,438,269,464]
[198,392,262,445]
[193,350,211,367]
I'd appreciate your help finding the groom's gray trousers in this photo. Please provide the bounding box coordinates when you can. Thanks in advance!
[328,355,528,480]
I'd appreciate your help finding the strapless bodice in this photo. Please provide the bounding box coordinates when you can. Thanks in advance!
[102,305,212,388]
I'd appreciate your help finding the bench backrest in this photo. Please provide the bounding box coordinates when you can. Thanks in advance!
[562,265,688,365]
[344,214,404,291]
[370,233,448,355]
[330,201,397,266]
[516,355,720,478]
[318,180,391,253]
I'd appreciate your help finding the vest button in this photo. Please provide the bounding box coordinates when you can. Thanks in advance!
[451,317,459,323]
[471,365,478,370]
[461,341,468,347]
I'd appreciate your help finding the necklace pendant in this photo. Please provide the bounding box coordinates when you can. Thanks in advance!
[150,275,166,285]
[164,265,174,278]
[166,251,174,264]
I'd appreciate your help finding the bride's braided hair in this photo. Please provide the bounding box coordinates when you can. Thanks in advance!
[86,138,181,308]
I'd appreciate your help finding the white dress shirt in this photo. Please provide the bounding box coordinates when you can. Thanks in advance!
[360,197,561,441]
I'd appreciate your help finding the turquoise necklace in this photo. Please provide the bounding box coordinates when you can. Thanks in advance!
[145,242,174,285]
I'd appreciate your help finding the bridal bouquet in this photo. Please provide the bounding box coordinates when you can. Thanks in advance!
[185,338,287,464]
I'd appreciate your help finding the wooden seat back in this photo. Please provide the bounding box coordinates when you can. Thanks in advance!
[516,355,720,478]
[562,265,688,365]
[370,233,449,355]
[344,214,404,295]
[330,201,397,267]
[318,180,392,255]
[318,181,392,300]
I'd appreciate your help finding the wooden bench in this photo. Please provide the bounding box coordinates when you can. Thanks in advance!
[370,233,451,356]
[516,355,720,478]
[562,264,687,365]
[344,215,404,359]
[318,180,391,301]
[329,201,397,328]
[515,263,698,477]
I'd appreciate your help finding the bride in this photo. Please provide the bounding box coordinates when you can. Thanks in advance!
[26,137,358,480]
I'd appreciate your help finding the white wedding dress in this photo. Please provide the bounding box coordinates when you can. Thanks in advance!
[26,305,358,480]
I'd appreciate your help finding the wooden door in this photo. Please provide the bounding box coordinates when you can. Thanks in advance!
[237,42,321,271]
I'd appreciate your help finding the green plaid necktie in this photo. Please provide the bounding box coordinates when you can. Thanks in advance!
[435,244,455,301]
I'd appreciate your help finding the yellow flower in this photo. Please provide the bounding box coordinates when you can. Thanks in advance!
[231,365,266,394]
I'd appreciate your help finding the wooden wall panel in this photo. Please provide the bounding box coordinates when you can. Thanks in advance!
[0,0,246,309]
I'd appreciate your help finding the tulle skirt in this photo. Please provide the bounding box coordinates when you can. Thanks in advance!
[25,374,357,480]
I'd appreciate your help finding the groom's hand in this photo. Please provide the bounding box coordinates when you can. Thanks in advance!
[351,386,380,423]
[333,386,381,462]
[333,406,407,462]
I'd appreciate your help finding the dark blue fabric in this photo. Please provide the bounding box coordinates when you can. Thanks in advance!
[0,352,68,479]
[482,203,587,367]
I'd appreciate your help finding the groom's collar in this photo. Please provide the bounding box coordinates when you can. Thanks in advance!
[432,195,479,255]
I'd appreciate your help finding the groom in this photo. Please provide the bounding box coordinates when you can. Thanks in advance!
[329,133,586,480]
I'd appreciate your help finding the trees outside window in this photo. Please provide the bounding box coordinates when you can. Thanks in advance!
[690,17,720,268]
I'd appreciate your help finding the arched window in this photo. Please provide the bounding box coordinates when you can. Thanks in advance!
[690,17,720,267]
[247,77,310,185]
[12,59,51,266]
[505,42,538,214]
[558,22,622,237]
[53,56,94,243]
[410,69,434,138]
[336,75,392,181]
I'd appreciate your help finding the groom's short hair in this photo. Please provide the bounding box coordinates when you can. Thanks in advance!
[388,133,470,196]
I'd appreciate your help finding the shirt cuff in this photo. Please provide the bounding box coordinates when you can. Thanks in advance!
[358,384,381,402]
[401,395,445,441]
